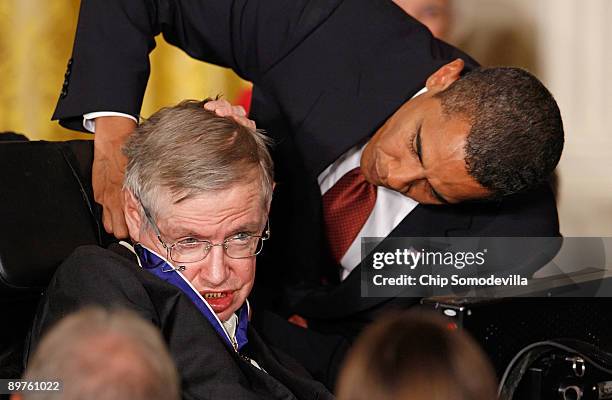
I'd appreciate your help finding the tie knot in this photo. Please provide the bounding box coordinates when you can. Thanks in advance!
[339,166,367,184]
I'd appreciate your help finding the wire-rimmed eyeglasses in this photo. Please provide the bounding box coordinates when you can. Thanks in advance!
[139,200,270,263]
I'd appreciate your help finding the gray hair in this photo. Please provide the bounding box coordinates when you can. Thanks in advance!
[123,99,274,220]
[22,307,180,400]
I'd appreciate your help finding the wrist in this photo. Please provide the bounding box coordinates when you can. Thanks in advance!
[94,116,136,153]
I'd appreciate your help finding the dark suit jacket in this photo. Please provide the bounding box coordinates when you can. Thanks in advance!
[26,244,333,400]
[52,0,559,325]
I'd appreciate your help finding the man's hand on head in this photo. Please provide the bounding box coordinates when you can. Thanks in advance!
[203,99,256,130]
[93,116,136,239]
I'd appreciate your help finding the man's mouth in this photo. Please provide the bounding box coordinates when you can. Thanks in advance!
[199,291,235,315]
[202,292,227,299]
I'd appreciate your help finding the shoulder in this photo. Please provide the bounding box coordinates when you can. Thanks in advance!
[27,245,157,365]
[56,244,138,279]
[47,244,150,305]
[457,184,559,237]
[492,184,559,236]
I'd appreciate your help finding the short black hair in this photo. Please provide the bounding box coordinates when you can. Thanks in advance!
[436,67,564,198]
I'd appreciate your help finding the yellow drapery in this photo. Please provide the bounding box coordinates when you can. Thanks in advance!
[0,0,250,141]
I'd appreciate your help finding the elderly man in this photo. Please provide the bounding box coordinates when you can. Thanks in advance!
[28,100,333,400]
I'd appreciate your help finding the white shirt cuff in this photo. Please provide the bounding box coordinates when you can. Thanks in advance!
[83,112,138,133]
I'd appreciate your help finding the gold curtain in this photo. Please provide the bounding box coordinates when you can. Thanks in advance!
[0,0,250,141]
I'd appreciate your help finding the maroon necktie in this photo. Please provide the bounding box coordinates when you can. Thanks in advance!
[322,167,377,264]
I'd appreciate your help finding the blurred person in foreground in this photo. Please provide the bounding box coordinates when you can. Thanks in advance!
[336,311,497,400]
[27,99,333,400]
[15,307,179,400]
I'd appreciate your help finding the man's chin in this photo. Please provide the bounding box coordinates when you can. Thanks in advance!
[216,311,231,322]
[215,306,239,322]
[202,291,238,319]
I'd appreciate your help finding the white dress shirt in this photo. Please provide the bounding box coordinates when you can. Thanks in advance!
[317,88,426,280]
[83,111,137,132]
[222,313,264,371]
[318,144,418,280]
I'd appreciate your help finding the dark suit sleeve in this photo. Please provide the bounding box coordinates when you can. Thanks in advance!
[53,0,475,132]
[470,184,560,237]
[52,0,345,131]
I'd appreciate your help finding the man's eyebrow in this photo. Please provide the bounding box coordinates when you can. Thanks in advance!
[226,224,261,236]
[169,229,204,240]
[169,223,261,240]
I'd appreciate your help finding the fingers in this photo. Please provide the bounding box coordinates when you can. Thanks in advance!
[102,208,129,239]
[233,116,256,130]
[93,116,134,239]
[203,99,230,111]
[93,169,128,238]
[98,189,129,238]
[203,100,255,129]
[101,203,113,235]
[204,99,242,115]
[207,103,246,117]
[111,210,129,239]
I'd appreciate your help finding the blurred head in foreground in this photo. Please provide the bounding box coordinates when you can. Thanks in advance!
[15,307,179,400]
[336,311,497,400]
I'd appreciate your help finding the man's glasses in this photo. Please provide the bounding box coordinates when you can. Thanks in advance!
[139,200,270,263]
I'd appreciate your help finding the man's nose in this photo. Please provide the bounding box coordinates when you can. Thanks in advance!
[199,246,230,287]
[385,159,425,192]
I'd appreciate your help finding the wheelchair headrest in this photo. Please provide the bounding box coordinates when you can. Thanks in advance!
[0,140,106,292]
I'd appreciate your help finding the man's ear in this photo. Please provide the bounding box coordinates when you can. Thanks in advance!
[425,58,465,92]
[267,181,276,214]
[123,189,143,242]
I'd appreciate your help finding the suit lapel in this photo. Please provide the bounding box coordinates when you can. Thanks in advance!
[242,326,333,400]
[391,204,474,237]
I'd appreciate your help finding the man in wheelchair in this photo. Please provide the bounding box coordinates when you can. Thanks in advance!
[23,100,333,400]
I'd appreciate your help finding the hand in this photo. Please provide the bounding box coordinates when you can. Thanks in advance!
[203,99,256,130]
[93,116,136,239]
